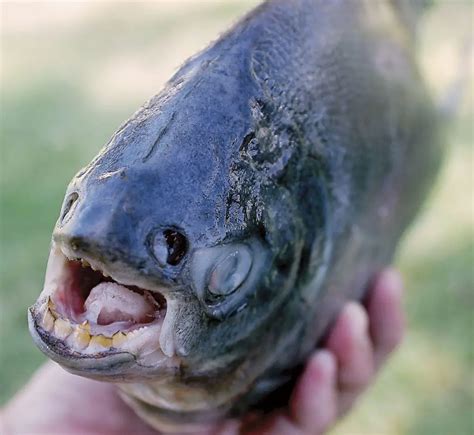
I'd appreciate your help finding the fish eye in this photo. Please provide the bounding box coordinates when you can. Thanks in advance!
[190,240,265,319]
[152,229,188,266]
[207,249,252,297]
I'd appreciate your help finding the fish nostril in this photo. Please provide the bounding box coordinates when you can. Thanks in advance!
[52,228,90,257]
[69,236,87,253]
[152,229,188,266]
[60,192,79,225]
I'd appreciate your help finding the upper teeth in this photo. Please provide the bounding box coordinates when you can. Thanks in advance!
[78,257,113,279]
[80,259,90,268]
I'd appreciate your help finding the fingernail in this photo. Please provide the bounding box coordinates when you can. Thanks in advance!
[311,350,336,377]
[344,302,368,334]
[380,269,403,296]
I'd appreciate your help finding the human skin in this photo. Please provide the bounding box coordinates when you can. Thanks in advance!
[1,269,404,435]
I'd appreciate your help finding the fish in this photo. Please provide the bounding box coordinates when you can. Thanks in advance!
[28,0,442,431]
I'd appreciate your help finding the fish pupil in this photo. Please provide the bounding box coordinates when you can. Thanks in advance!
[163,230,187,265]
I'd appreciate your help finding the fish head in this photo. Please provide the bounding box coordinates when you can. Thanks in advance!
[28,56,315,413]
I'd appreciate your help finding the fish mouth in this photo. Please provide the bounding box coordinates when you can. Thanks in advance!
[29,244,180,379]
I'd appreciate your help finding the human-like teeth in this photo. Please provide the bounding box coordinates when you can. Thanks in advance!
[90,335,112,348]
[112,332,127,347]
[71,327,91,350]
[80,259,90,268]
[46,298,60,319]
[83,335,111,354]
[48,298,59,315]
[120,325,160,355]
[80,320,90,332]
[42,309,55,332]
[39,304,163,356]
[47,297,56,310]
[54,318,73,339]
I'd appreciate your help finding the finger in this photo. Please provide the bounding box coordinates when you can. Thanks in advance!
[367,268,405,369]
[325,302,374,416]
[326,302,374,390]
[289,350,337,435]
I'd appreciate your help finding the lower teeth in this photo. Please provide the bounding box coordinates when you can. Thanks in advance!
[40,305,159,354]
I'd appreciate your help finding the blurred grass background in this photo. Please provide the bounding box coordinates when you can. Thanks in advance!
[0,1,472,434]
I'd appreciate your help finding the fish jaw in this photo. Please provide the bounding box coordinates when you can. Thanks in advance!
[27,241,279,415]
[28,243,181,380]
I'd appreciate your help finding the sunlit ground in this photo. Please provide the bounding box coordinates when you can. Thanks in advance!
[0,2,472,434]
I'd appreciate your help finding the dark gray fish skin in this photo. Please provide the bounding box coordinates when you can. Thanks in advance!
[29,0,442,428]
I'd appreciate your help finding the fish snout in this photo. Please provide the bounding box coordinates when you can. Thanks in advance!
[53,191,191,286]
[53,228,101,264]
[53,190,136,266]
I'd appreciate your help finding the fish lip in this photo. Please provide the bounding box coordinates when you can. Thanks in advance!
[29,306,179,380]
[28,307,137,379]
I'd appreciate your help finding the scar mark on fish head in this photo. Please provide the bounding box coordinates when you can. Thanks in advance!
[142,112,177,163]
[97,168,127,181]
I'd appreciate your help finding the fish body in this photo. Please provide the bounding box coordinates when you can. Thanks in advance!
[29,0,441,430]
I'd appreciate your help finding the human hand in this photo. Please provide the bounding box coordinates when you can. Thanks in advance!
[218,268,405,435]
[1,269,404,435]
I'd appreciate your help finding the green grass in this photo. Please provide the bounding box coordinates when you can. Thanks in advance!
[1,2,472,434]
